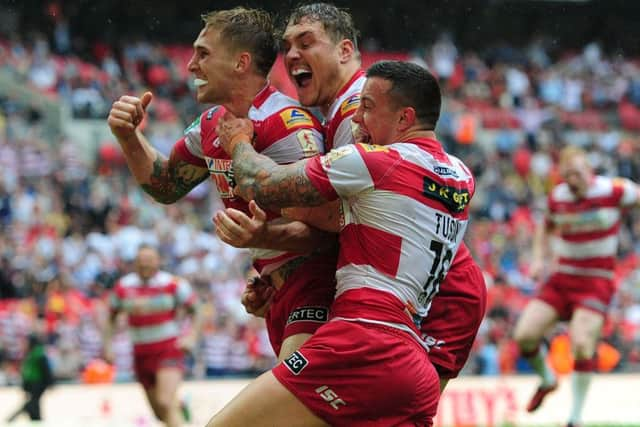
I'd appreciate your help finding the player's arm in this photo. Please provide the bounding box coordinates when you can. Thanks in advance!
[530,214,553,280]
[215,200,337,253]
[107,92,209,203]
[216,112,327,209]
[102,291,122,363]
[176,278,203,352]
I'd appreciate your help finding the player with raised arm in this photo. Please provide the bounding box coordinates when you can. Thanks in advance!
[107,7,337,362]
[208,61,474,427]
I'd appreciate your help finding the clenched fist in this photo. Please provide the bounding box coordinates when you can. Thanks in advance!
[107,92,153,141]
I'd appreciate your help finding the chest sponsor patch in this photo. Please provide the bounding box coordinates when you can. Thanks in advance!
[280,108,314,129]
[286,306,329,325]
[340,94,360,115]
[423,176,470,213]
[283,351,308,375]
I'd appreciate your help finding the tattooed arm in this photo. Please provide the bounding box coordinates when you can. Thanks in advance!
[216,111,328,209]
[108,92,209,204]
[231,144,327,209]
[139,147,209,204]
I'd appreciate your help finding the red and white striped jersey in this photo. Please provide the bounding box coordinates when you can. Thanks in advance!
[174,84,325,275]
[546,175,640,279]
[111,271,196,355]
[324,70,366,151]
[306,138,475,344]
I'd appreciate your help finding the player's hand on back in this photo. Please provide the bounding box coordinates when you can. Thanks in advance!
[107,91,153,141]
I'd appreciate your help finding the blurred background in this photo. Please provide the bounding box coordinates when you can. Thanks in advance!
[1,0,640,422]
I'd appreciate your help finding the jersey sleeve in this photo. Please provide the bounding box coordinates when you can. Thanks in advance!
[178,106,224,167]
[254,107,325,164]
[305,143,376,201]
[614,177,640,207]
[327,94,360,150]
[175,277,197,309]
[109,283,123,314]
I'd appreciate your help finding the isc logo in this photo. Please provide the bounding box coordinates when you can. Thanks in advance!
[315,386,347,410]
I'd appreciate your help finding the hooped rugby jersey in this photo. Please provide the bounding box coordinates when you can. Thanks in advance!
[323,69,366,151]
[111,271,196,355]
[305,138,475,343]
[174,85,324,274]
[546,175,640,279]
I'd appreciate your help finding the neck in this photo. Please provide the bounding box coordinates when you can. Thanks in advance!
[224,75,268,118]
[396,129,437,143]
[320,61,361,117]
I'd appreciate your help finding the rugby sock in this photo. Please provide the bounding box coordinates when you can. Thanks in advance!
[569,358,595,424]
[523,344,556,386]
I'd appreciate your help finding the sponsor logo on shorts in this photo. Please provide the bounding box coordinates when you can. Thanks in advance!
[422,334,445,351]
[280,108,313,129]
[284,351,308,375]
[315,385,347,410]
[286,306,328,325]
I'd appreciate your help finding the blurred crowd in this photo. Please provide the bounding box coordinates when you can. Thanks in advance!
[2,21,640,387]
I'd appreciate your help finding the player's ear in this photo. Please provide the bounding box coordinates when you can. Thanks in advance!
[338,39,355,64]
[235,52,252,73]
[398,106,416,131]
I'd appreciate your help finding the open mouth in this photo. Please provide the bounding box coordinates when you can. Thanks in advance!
[291,69,313,88]
[194,78,208,87]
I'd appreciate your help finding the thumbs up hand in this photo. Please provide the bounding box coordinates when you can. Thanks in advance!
[108,91,154,141]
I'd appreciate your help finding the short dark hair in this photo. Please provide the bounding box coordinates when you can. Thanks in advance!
[202,7,277,76]
[286,2,359,51]
[366,60,441,130]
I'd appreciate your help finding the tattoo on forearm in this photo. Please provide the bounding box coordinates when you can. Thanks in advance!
[141,156,209,204]
[232,143,327,208]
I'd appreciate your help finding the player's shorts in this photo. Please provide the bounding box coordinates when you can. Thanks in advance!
[537,272,615,321]
[421,261,487,379]
[266,252,338,357]
[272,319,440,427]
[133,345,184,389]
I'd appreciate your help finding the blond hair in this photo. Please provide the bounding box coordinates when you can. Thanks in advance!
[558,145,588,169]
[201,7,277,76]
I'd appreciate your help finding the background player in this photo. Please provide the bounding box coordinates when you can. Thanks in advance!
[513,145,640,427]
[105,245,200,427]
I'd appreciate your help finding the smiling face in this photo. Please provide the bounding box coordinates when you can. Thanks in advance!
[187,27,236,104]
[351,77,403,146]
[281,18,347,108]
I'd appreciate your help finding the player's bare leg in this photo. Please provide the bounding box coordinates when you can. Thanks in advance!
[206,371,329,427]
[146,367,183,427]
[278,333,313,361]
[513,299,559,412]
[567,307,604,427]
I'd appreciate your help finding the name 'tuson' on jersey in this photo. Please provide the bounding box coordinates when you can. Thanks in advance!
[305,138,475,341]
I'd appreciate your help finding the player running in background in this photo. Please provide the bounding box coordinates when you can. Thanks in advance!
[217,2,486,391]
[513,145,640,427]
[107,7,337,362]
[208,61,474,427]
[104,245,200,427]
